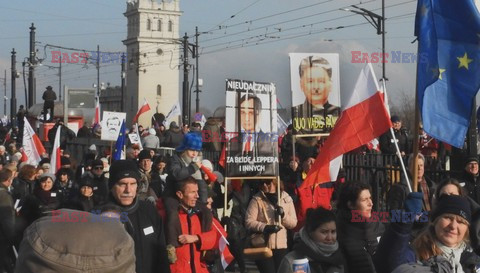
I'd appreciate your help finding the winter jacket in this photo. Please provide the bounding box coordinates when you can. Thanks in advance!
[113,197,171,273]
[245,191,297,249]
[170,208,217,273]
[458,170,480,204]
[295,181,336,230]
[164,153,208,203]
[379,128,408,155]
[0,184,15,246]
[387,174,435,211]
[162,128,184,148]
[20,188,61,228]
[374,221,480,273]
[48,125,76,149]
[142,134,160,149]
[11,177,35,207]
[336,209,384,273]
[42,89,57,102]
[278,238,346,273]
[14,209,136,273]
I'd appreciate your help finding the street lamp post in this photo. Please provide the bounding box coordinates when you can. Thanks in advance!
[11,49,17,126]
[342,1,386,81]
[28,23,36,109]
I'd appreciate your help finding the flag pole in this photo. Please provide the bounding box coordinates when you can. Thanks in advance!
[383,80,412,193]
[411,42,422,194]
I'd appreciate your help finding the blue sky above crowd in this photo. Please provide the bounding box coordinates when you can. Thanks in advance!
[0,0,419,118]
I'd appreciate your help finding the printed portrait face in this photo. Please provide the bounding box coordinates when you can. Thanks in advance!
[300,65,332,107]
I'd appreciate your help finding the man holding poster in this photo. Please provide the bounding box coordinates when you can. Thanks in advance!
[291,54,341,135]
[225,79,278,177]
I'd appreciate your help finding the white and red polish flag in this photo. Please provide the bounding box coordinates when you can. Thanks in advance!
[22,117,46,165]
[49,125,62,174]
[301,63,392,189]
[133,98,151,123]
[93,96,101,126]
[212,218,234,269]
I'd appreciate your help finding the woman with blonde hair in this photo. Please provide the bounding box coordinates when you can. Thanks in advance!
[245,179,297,273]
[375,194,480,273]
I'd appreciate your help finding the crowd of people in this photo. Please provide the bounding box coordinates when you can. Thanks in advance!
[0,113,479,273]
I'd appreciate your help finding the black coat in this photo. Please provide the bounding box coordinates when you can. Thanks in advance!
[379,128,408,155]
[336,209,384,273]
[112,197,170,273]
[48,125,76,149]
[0,185,15,246]
[458,170,480,204]
[11,178,35,207]
[162,128,184,148]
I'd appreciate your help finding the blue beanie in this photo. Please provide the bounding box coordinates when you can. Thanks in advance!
[176,132,202,152]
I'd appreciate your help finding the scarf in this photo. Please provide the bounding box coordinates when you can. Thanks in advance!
[180,153,202,180]
[435,240,466,273]
[299,227,339,257]
[264,192,278,206]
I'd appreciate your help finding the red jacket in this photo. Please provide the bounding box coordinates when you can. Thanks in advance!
[170,209,216,273]
[295,182,335,231]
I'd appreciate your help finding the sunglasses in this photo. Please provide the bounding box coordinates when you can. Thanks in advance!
[94,166,104,170]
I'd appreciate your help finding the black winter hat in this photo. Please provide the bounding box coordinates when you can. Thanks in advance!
[90,159,104,168]
[432,195,471,224]
[60,156,71,166]
[137,149,152,161]
[465,156,479,165]
[108,160,141,189]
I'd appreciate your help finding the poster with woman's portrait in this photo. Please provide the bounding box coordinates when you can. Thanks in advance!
[290,53,341,135]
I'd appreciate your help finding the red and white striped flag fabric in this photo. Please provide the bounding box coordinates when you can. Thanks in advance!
[212,219,234,269]
[49,125,62,174]
[133,98,151,123]
[94,96,100,125]
[23,117,46,165]
[301,63,392,190]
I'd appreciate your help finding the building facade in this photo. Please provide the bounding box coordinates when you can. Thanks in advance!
[123,0,182,126]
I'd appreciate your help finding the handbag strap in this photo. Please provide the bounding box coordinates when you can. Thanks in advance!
[257,197,271,225]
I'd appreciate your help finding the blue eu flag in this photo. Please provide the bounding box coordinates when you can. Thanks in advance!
[113,120,126,161]
[416,0,480,148]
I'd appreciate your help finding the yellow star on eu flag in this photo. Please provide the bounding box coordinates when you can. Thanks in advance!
[457,53,473,69]
[439,68,446,80]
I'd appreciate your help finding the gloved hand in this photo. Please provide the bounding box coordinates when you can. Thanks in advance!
[146,196,156,206]
[263,225,281,235]
[404,192,423,214]
[275,206,285,218]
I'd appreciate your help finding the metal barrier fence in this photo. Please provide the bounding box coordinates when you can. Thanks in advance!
[58,138,456,211]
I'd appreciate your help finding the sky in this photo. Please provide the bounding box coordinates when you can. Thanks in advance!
[0,0,420,118]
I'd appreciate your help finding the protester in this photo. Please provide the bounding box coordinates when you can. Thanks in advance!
[170,177,216,273]
[137,149,156,202]
[54,167,77,204]
[20,173,61,227]
[278,207,347,273]
[375,194,480,272]
[11,164,37,207]
[86,159,109,204]
[0,169,15,273]
[107,160,170,273]
[458,156,480,204]
[162,121,184,148]
[245,179,298,273]
[151,155,168,197]
[14,209,136,273]
[163,132,211,253]
[336,181,384,273]
[142,128,161,149]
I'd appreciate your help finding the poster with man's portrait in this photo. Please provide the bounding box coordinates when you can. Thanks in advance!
[290,53,341,135]
[101,111,126,141]
[225,79,279,178]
